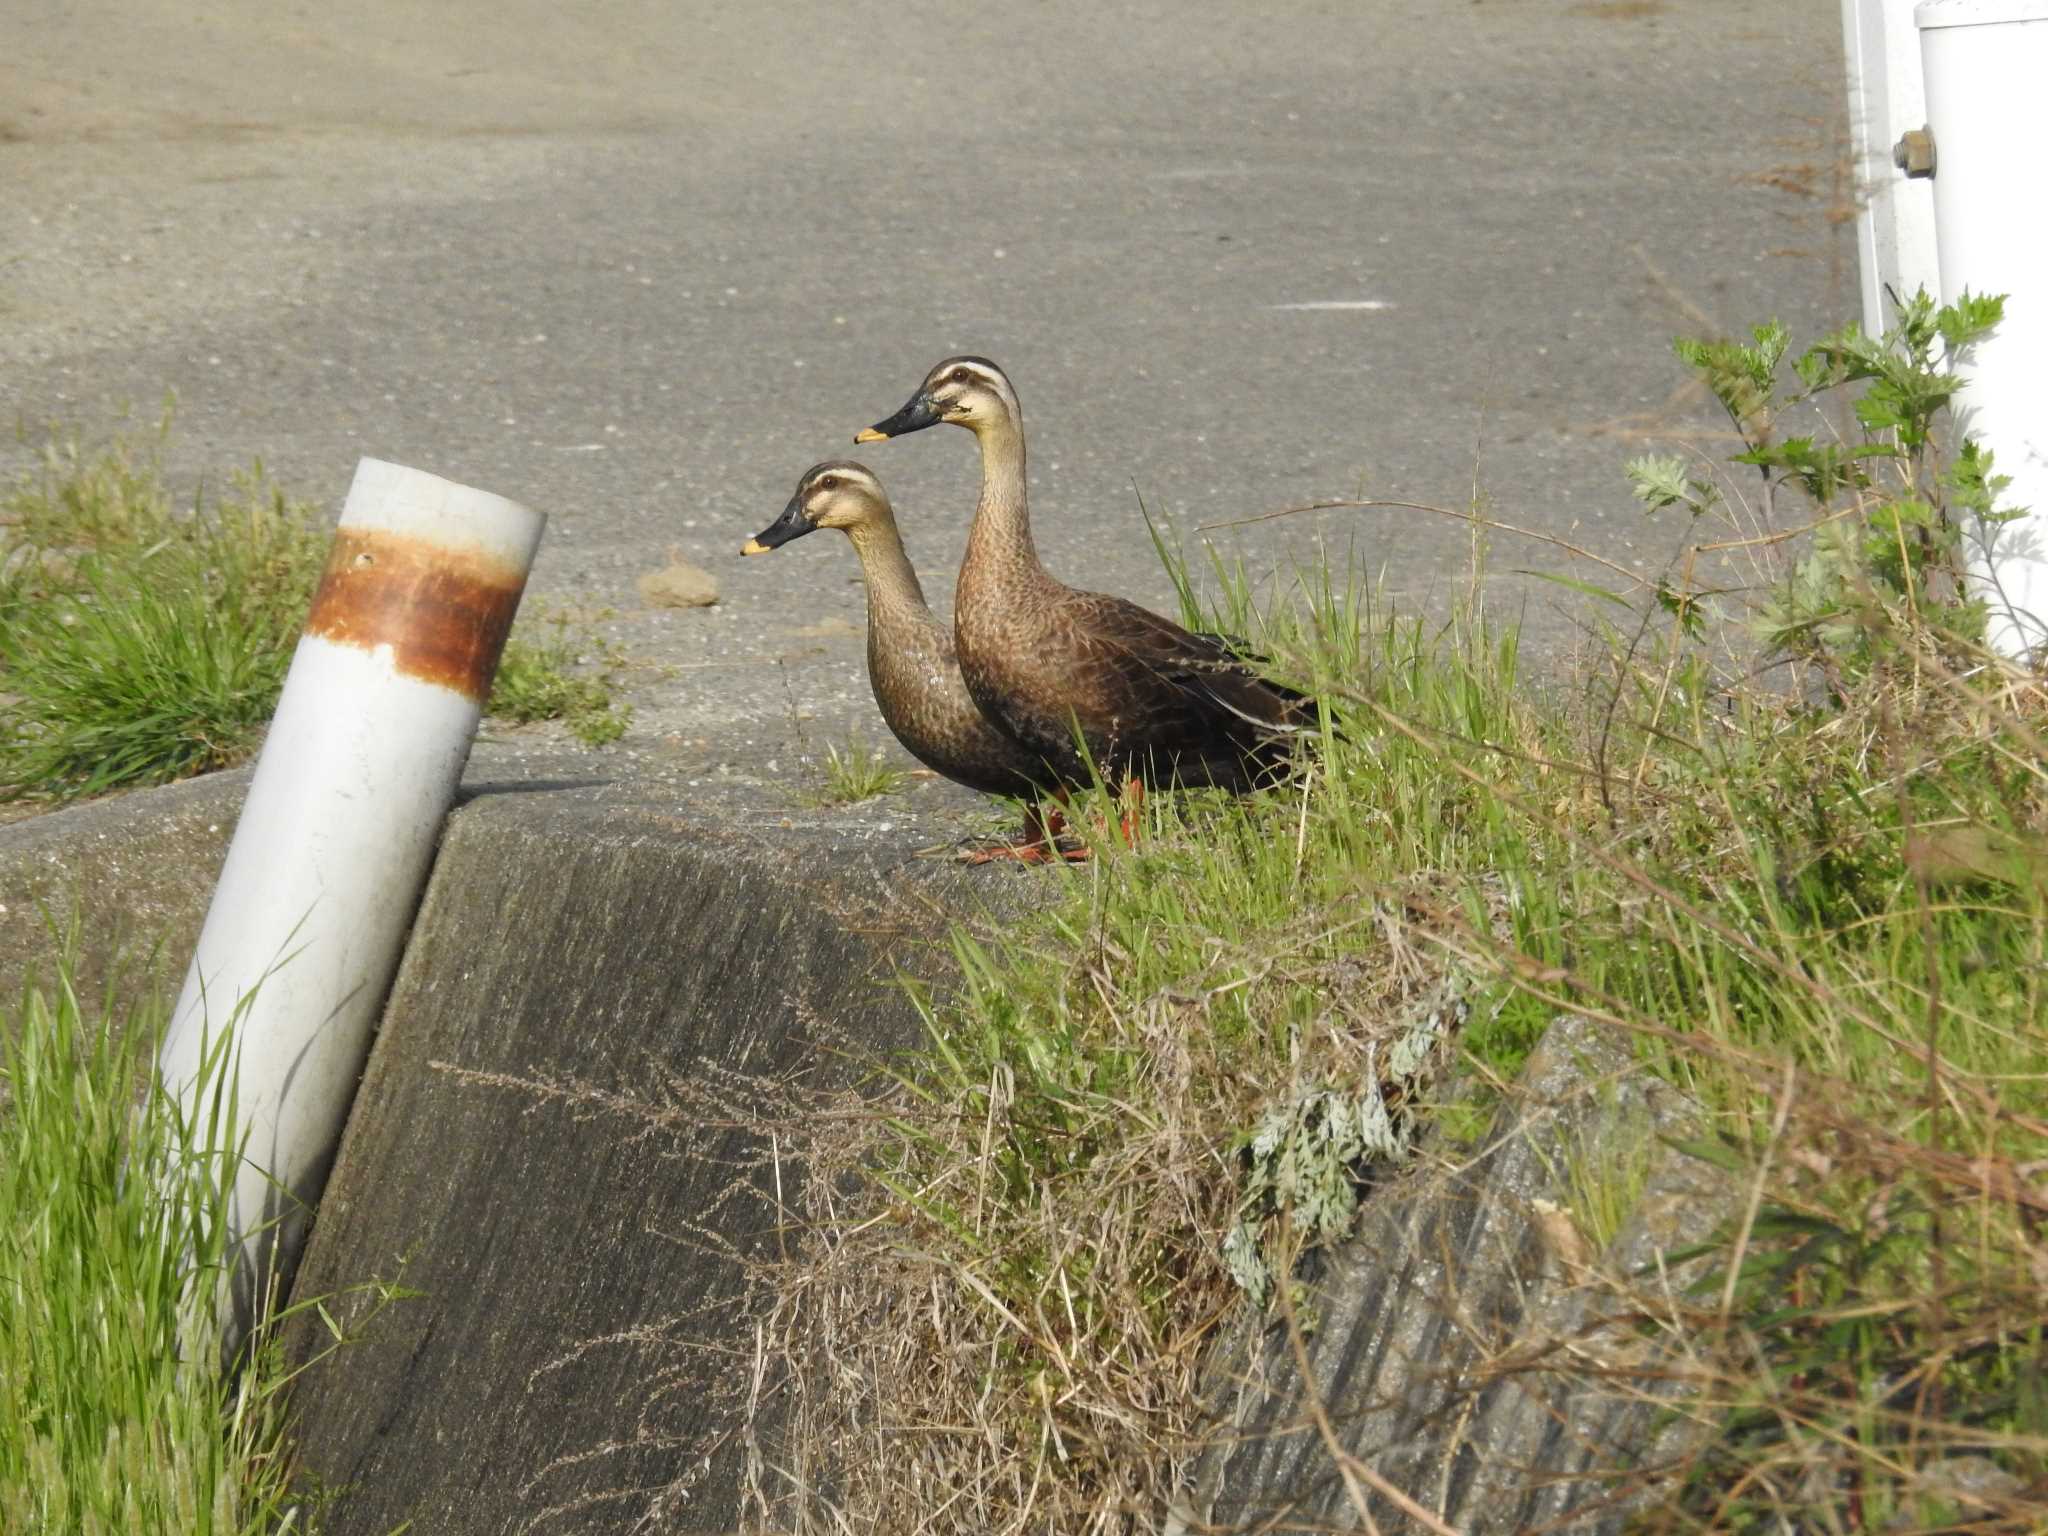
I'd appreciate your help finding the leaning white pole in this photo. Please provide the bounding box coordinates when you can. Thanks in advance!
[1916,0,2048,660]
[159,458,544,1349]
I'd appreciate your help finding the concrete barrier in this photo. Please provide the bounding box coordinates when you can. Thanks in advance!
[1185,1014,1728,1534]
[0,769,247,1019]
[278,779,999,1533]
[5,766,1730,1530]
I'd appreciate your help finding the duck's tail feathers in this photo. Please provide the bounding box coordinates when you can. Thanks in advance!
[1188,640,1342,746]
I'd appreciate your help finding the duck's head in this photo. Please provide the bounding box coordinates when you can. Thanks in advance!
[742,461,892,555]
[856,355,1019,443]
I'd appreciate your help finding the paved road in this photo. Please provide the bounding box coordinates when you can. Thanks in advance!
[3,0,1849,796]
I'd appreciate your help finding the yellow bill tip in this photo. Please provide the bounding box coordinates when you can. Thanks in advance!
[741,539,772,556]
[853,427,889,444]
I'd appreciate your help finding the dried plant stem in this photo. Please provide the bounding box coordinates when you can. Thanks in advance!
[1197,498,1649,590]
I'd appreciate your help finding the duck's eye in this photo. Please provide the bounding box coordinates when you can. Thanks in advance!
[818,475,839,491]
[949,367,971,385]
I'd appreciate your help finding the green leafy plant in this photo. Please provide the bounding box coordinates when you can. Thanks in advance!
[1651,289,2019,672]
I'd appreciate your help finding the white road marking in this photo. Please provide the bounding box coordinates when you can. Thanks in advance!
[1270,300,1396,312]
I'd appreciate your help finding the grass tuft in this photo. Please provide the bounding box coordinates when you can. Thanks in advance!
[0,426,328,801]
[804,735,910,806]
[0,948,404,1532]
[2,421,635,800]
[487,607,633,747]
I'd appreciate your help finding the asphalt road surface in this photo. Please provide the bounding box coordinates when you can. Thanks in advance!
[3,0,1851,796]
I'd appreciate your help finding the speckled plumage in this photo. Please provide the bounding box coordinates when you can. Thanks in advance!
[862,358,1315,792]
[744,462,1055,800]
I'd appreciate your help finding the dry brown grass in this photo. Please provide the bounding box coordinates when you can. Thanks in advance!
[719,949,1466,1535]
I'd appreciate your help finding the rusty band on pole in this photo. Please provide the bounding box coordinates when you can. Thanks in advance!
[304,528,527,702]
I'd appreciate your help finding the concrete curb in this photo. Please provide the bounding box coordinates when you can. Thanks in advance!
[277,780,1003,1533]
[0,770,249,1019]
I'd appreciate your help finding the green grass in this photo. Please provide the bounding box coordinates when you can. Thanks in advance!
[0,966,267,1532]
[803,734,910,806]
[486,608,633,748]
[1548,1087,1656,1253]
[0,951,406,1534]
[0,426,329,801]
[745,490,2048,1527]
[1,420,633,800]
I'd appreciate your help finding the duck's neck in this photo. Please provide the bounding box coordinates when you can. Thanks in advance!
[963,412,1044,580]
[845,520,931,626]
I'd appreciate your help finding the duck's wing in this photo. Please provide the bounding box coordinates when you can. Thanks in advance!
[1055,588,1315,742]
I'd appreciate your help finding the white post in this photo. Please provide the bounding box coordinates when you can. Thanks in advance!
[1840,0,1942,337]
[159,459,544,1347]
[1917,1,2048,659]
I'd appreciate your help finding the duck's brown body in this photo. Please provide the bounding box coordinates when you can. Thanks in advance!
[743,461,1054,800]
[954,419,1304,791]
[861,358,1313,792]
[855,526,1054,799]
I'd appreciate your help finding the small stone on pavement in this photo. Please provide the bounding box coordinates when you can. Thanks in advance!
[639,558,719,609]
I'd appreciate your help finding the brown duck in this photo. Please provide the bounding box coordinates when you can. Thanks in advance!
[743,461,1083,860]
[855,357,1316,804]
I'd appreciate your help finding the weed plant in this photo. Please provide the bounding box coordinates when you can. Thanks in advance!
[487,607,633,747]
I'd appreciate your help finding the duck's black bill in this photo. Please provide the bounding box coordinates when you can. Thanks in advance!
[855,392,941,444]
[742,494,813,556]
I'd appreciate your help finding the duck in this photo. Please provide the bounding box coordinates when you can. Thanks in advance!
[742,461,1084,861]
[854,357,1316,808]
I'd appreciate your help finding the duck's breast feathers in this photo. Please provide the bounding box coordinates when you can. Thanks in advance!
[867,598,961,720]
[866,604,1052,798]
